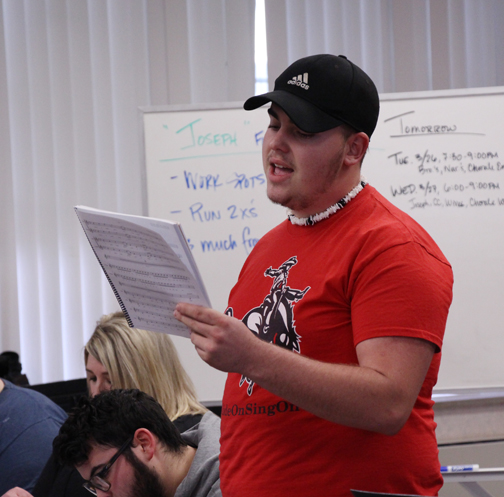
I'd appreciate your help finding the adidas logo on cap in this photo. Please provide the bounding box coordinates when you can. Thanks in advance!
[287,72,309,90]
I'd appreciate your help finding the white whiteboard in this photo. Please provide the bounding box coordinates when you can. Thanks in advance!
[141,87,504,401]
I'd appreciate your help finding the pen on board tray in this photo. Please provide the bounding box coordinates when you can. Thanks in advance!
[441,464,479,472]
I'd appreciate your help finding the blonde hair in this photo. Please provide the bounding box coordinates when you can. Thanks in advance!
[84,311,207,420]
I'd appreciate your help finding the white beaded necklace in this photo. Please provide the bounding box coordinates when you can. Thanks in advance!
[287,178,367,226]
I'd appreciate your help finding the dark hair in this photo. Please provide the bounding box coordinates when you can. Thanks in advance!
[338,123,358,140]
[0,351,29,386]
[53,389,187,466]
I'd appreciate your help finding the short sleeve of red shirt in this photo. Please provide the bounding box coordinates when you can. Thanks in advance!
[350,240,453,352]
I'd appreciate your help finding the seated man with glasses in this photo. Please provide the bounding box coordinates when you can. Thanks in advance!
[52,389,221,497]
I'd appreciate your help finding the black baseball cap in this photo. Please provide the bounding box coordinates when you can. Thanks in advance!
[244,54,379,138]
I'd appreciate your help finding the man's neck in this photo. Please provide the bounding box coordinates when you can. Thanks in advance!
[0,379,4,393]
[288,176,367,226]
[161,445,197,497]
[289,168,362,219]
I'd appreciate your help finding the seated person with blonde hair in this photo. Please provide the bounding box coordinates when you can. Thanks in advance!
[83,311,207,431]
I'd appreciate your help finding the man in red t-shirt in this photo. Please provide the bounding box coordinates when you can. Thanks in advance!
[175,54,453,496]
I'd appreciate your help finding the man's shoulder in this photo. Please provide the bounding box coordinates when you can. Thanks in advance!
[200,410,221,428]
[176,411,222,497]
[0,379,67,423]
[182,411,220,444]
[355,186,449,260]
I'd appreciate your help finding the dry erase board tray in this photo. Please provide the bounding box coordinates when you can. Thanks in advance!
[432,387,504,403]
[441,466,504,482]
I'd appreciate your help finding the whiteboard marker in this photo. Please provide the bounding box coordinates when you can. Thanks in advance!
[441,464,479,472]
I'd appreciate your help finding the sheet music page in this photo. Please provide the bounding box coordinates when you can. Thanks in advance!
[75,206,211,337]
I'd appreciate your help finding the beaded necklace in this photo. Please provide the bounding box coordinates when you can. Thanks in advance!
[287,178,367,226]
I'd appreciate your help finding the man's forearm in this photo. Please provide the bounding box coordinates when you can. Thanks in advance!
[174,303,435,435]
[236,333,435,435]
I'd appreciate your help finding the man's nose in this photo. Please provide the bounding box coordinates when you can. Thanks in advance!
[269,128,289,151]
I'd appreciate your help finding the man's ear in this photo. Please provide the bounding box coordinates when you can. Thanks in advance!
[343,132,369,167]
[132,428,157,461]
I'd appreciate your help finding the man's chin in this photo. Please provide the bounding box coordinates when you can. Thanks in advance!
[128,451,169,497]
[267,192,291,210]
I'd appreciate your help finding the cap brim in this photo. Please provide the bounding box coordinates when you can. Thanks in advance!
[244,90,344,133]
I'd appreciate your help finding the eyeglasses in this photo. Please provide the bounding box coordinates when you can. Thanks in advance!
[83,435,134,495]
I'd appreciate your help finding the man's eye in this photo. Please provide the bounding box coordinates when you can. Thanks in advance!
[298,130,314,139]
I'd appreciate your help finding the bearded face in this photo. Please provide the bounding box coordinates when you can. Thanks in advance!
[125,450,169,497]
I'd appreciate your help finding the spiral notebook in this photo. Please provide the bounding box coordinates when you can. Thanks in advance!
[75,205,211,338]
